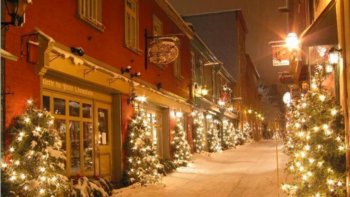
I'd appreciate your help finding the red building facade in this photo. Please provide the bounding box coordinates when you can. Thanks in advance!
[2,0,194,182]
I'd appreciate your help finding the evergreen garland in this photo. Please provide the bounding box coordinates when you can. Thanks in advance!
[1,100,69,197]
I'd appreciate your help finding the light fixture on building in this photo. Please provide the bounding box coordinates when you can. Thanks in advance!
[2,0,32,28]
[218,99,225,107]
[247,109,252,114]
[285,33,299,51]
[283,91,291,106]
[135,96,147,103]
[328,47,341,65]
[200,86,208,96]
[121,65,132,74]
[130,72,141,78]
[175,111,183,118]
[70,47,85,57]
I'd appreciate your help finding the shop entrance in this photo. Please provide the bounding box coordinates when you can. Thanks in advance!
[42,89,112,180]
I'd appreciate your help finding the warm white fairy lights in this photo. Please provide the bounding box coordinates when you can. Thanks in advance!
[283,69,346,196]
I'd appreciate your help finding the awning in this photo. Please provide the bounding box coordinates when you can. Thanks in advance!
[301,1,338,46]
[1,49,18,61]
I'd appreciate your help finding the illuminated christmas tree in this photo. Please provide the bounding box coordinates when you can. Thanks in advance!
[172,115,191,167]
[222,120,236,149]
[125,108,162,185]
[192,112,205,153]
[282,68,346,196]
[242,122,252,140]
[1,100,69,196]
[207,120,222,152]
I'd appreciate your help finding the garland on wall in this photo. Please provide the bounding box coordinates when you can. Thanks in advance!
[192,112,205,153]
[207,119,222,152]
[125,107,162,185]
[1,100,69,196]
[171,115,192,167]
[282,67,346,196]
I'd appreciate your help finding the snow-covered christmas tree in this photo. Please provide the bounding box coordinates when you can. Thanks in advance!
[125,108,162,185]
[242,122,252,141]
[222,120,235,149]
[207,119,222,152]
[1,100,69,196]
[192,112,205,153]
[172,114,191,167]
[282,68,346,196]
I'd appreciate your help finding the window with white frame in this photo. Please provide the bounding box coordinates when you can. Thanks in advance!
[173,54,183,79]
[153,15,163,36]
[78,0,104,30]
[125,0,139,51]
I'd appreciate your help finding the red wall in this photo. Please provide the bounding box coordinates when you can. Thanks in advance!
[4,0,192,128]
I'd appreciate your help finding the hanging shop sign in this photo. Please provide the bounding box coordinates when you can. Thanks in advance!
[271,44,290,67]
[148,37,179,65]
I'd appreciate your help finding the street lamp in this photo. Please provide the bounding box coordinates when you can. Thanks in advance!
[2,0,32,27]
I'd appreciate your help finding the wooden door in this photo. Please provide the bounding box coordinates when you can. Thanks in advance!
[95,102,112,180]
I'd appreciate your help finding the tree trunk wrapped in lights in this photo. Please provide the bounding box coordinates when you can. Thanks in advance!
[207,120,222,152]
[192,112,205,153]
[282,68,346,196]
[172,116,191,167]
[1,100,69,196]
[125,108,162,185]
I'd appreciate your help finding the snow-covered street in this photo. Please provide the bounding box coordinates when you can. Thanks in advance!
[113,140,289,197]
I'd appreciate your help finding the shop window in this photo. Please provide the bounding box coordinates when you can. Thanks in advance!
[153,15,163,36]
[55,119,67,151]
[173,55,183,80]
[82,103,92,118]
[83,122,94,172]
[70,121,81,175]
[54,98,66,115]
[69,101,80,117]
[98,108,109,145]
[78,0,104,31]
[43,92,110,178]
[125,0,139,51]
[43,96,50,111]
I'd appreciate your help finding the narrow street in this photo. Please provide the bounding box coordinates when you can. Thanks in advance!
[113,140,289,197]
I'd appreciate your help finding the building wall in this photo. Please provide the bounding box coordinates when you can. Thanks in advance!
[4,0,192,128]
[2,0,193,181]
[184,12,238,79]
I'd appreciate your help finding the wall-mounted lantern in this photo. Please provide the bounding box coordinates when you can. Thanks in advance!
[2,0,32,28]
[285,33,299,51]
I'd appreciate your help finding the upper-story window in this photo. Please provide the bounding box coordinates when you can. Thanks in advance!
[173,54,183,80]
[153,15,163,36]
[125,0,139,51]
[78,0,104,31]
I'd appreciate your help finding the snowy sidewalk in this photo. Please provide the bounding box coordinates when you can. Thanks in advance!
[113,140,289,197]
